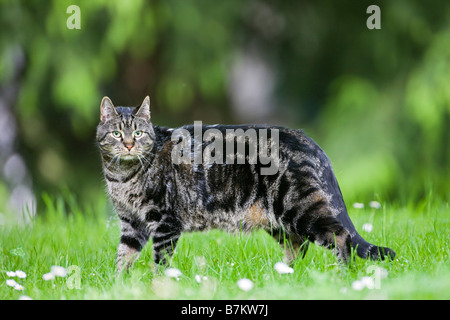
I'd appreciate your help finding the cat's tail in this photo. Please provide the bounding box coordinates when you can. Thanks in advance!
[346,228,396,261]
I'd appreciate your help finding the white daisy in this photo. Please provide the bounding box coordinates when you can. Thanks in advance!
[360,276,375,290]
[164,268,182,280]
[274,262,294,274]
[362,223,373,232]
[369,201,381,209]
[51,266,67,277]
[351,280,364,291]
[42,272,55,281]
[6,271,16,277]
[15,270,27,279]
[6,279,18,287]
[237,278,254,292]
[353,203,364,209]
[13,284,24,291]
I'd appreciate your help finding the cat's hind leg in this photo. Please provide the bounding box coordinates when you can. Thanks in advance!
[271,230,309,265]
[282,205,352,263]
[306,215,352,263]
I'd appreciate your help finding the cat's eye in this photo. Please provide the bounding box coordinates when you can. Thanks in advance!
[112,131,122,138]
[134,130,143,138]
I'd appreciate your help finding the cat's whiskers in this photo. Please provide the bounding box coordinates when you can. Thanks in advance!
[139,153,151,163]
[136,155,145,170]
[135,150,149,162]
[106,154,120,170]
[116,154,121,167]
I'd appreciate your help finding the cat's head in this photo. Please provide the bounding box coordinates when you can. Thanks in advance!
[96,96,155,163]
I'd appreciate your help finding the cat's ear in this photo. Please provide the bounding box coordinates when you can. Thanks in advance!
[100,96,118,123]
[135,96,151,122]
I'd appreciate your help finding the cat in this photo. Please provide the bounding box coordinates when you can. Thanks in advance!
[96,96,395,273]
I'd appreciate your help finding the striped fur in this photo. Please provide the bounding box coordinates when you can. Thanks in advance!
[96,96,395,273]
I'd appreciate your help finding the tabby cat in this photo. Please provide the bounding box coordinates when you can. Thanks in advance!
[96,96,395,273]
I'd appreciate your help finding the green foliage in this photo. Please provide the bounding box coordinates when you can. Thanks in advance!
[0,191,449,299]
[0,0,448,203]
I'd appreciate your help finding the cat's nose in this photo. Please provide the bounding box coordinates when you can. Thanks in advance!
[124,142,134,151]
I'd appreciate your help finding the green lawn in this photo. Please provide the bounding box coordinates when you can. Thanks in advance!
[1,192,449,300]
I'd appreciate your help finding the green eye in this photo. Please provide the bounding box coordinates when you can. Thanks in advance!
[134,130,143,137]
[112,131,122,138]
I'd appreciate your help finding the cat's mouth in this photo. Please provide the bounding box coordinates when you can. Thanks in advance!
[119,150,146,162]
[120,154,137,161]
[105,149,148,165]
[119,147,138,159]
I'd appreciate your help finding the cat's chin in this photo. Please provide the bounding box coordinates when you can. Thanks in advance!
[120,154,138,161]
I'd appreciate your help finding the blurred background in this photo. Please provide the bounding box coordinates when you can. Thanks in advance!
[0,0,448,222]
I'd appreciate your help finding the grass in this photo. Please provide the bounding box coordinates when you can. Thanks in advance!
[0,191,449,300]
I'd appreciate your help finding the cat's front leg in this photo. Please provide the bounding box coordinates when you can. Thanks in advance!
[151,214,182,268]
[116,215,150,274]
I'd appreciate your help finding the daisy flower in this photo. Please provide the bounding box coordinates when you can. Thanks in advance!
[6,279,24,291]
[51,266,67,277]
[164,268,182,280]
[15,270,27,279]
[274,262,294,274]
[369,201,381,209]
[362,223,373,233]
[237,278,254,292]
[42,272,55,281]
[6,271,16,277]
